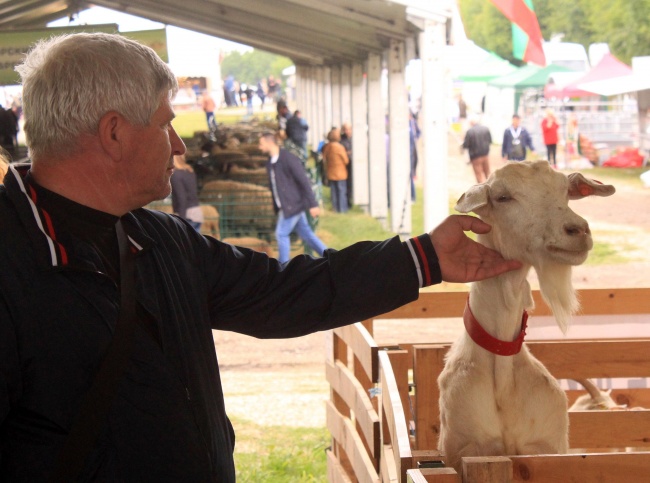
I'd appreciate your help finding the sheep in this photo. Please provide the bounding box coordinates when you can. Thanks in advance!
[437,160,615,472]
[199,179,275,237]
[221,237,273,256]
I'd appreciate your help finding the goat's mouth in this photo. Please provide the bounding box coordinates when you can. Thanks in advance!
[546,245,590,264]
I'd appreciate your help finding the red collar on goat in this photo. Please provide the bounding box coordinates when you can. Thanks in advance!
[463,296,528,356]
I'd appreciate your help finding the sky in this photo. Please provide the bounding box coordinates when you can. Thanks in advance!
[48,6,252,77]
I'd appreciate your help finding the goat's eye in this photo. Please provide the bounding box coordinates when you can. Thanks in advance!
[496,195,512,202]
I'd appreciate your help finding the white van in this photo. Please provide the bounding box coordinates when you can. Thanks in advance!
[543,41,590,72]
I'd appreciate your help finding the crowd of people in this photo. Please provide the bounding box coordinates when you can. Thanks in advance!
[222,74,282,109]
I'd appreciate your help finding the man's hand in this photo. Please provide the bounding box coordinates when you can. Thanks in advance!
[309,206,321,218]
[429,215,522,283]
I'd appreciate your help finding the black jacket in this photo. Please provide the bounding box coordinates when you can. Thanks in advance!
[462,124,492,161]
[267,148,317,218]
[0,164,441,482]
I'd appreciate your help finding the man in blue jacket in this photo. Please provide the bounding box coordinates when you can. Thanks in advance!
[259,131,326,263]
[0,33,521,482]
[502,114,535,162]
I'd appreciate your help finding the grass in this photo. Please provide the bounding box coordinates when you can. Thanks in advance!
[172,108,251,138]
[231,416,329,482]
[587,166,647,189]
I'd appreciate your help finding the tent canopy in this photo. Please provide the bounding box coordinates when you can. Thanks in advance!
[545,53,633,98]
[0,0,422,66]
[488,64,571,89]
[445,41,516,83]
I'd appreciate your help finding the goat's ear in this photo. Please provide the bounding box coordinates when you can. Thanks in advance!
[567,173,616,199]
[455,184,489,214]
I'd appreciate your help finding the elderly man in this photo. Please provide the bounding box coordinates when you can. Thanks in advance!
[0,33,520,482]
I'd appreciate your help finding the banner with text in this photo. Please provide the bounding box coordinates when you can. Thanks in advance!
[0,25,168,85]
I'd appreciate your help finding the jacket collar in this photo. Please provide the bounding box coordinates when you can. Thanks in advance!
[5,163,154,270]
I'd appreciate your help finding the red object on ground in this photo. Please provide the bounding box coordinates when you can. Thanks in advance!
[602,148,644,168]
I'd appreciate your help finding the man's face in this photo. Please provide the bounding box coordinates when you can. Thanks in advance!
[258,136,274,154]
[512,117,521,128]
[125,96,186,207]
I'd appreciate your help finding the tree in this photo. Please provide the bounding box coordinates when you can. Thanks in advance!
[220,49,292,87]
[459,0,650,66]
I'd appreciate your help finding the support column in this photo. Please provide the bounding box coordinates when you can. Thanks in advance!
[315,67,325,151]
[295,64,306,124]
[367,52,387,224]
[351,62,369,211]
[340,64,352,126]
[303,67,315,148]
[330,65,341,130]
[323,66,333,141]
[388,39,411,236]
[420,19,449,231]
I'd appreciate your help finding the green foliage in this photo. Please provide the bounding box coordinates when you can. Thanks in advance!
[459,0,650,65]
[221,49,293,87]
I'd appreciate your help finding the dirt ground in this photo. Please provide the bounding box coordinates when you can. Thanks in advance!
[218,147,650,429]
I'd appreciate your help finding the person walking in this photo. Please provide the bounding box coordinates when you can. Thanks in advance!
[0,32,521,483]
[322,127,350,213]
[201,90,216,131]
[258,131,327,263]
[502,114,535,162]
[541,109,559,167]
[340,123,353,205]
[170,154,204,232]
[462,114,492,183]
[285,109,309,159]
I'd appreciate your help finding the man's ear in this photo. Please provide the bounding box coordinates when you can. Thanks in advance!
[98,111,124,161]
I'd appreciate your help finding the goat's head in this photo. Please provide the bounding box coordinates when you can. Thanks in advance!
[455,161,615,331]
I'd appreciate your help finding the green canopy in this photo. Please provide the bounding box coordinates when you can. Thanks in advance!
[488,64,574,89]
[457,52,517,82]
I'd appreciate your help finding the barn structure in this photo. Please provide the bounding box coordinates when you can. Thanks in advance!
[0,0,465,236]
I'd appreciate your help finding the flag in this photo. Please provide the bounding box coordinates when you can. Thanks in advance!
[489,0,546,66]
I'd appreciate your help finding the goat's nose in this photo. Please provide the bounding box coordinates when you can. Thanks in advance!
[564,222,590,237]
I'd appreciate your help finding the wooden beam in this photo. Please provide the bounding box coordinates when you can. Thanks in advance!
[333,323,379,383]
[462,456,513,483]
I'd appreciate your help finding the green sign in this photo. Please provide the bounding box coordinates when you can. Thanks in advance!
[124,29,168,63]
[0,25,168,86]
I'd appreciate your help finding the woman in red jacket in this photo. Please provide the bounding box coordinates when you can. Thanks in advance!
[541,109,560,167]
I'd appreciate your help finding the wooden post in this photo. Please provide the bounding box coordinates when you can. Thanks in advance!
[414,345,447,450]
[462,456,512,483]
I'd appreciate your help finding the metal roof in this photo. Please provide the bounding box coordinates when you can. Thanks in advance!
[0,0,423,65]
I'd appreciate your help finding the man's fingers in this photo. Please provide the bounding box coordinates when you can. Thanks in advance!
[454,214,492,235]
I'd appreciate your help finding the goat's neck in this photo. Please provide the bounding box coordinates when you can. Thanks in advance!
[468,231,533,343]
[469,267,532,343]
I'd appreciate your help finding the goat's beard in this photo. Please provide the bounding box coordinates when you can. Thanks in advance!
[534,260,579,333]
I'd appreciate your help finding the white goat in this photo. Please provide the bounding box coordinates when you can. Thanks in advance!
[569,379,627,411]
[438,161,615,472]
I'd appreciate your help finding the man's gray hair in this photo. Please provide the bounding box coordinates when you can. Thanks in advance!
[15,32,178,160]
